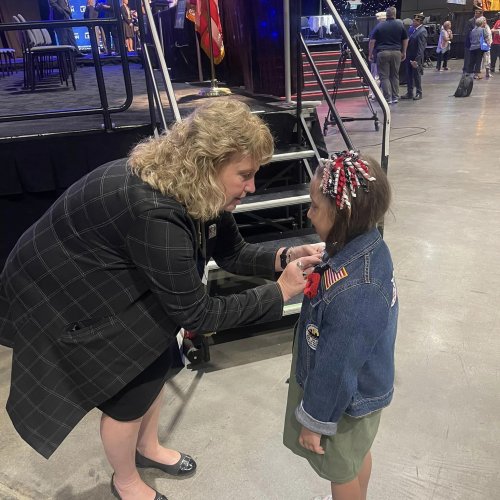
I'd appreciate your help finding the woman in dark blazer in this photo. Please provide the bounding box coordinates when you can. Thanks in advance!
[0,99,321,500]
[121,0,135,52]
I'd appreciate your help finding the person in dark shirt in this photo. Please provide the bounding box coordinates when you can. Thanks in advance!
[367,11,386,99]
[84,0,107,53]
[96,0,120,55]
[369,7,408,104]
[49,0,84,56]
[463,7,483,73]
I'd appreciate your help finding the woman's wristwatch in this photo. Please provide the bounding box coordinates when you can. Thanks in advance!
[279,247,293,270]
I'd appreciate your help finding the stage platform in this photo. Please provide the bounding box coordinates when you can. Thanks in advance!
[304,36,368,46]
[0,56,328,142]
[0,60,304,139]
[0,60,329,266]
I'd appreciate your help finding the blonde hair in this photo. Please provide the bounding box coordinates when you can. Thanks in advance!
[128,99,274,221]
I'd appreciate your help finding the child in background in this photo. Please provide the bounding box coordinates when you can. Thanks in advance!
[283,152,399,500]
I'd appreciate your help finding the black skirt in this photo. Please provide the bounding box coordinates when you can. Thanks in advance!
[98,341,181,421]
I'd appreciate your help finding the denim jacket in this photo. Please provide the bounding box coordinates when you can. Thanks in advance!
[294,227,399,436]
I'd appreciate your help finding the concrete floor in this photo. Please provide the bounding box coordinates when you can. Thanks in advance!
[1,59,499,499]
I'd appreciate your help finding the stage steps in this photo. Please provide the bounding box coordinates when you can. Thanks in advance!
[203,109,323,320]
[297,48,369,100]
[270,146,315,163]
[235,182,310,213]
[208,142,316,267]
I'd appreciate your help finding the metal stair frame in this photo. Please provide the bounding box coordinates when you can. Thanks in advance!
[296,0,391,182]
[136,0,182,135]
[300,50,369,99]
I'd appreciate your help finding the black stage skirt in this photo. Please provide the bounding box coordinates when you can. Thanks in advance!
[98,341,182,421]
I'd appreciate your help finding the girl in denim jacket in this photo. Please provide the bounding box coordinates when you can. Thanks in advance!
[283,152,398,500]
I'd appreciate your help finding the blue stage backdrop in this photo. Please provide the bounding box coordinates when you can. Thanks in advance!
[69,0,92,50]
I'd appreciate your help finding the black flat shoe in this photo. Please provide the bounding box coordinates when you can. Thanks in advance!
[400,93,413,99]
[413,93,422,100]
[110,473,168,500]
[135,450,197,477]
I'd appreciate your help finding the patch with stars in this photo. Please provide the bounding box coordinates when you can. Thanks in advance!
[323,267,348,291]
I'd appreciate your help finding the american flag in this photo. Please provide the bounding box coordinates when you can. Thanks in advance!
[323,267,348,290]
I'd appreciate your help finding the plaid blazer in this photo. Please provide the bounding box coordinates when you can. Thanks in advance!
[0,159,283,458]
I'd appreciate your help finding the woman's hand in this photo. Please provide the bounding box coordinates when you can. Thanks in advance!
[289,243,325,260]
[277,255,322,302]
[299,426,324,455]
[274,243,324,272]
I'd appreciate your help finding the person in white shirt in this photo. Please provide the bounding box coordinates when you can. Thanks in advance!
[436,21,453,71]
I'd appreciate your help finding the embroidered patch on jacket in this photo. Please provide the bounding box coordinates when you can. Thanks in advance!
[305,323,320,350]
[323,267,348,290]
[391,273,398,307]
[208,224,217,239]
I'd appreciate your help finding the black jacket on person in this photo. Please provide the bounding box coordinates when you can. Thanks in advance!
[0,158,283,459]
[407,24,428,62]
[49,0,72,20]
[464,16,477,49]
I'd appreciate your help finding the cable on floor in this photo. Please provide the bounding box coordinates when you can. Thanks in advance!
[357,126,428,148]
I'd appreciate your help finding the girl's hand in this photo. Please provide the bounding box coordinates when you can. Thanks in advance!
[299,426,325,455]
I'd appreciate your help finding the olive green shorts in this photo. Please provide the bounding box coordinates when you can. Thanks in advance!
[283,342,382,484]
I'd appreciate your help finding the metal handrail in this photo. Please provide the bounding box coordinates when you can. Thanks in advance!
[300,36,354,150]
[301,0,391,173]
[132,3,167,136]
[140,0,181,123]
[0,0,133,131]
[283,0,292,103]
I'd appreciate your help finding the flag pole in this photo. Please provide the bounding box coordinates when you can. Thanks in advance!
[195,32,204,82]
[199,0,231,96]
